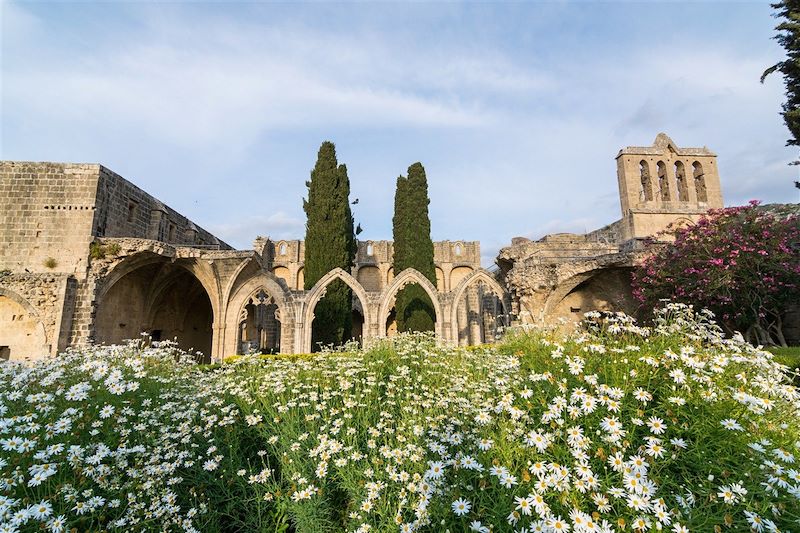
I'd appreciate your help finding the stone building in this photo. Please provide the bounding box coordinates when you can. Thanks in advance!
[3,133,756,361]
[497,133,724,328]
[0,161,506,360]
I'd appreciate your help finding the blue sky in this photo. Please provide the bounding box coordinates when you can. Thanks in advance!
[2,1,797,264]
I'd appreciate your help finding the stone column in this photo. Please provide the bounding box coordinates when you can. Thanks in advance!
[468,286,482,345]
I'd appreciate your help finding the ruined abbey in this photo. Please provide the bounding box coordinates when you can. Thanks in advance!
[0,133,724,361]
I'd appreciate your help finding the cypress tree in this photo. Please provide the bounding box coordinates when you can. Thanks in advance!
[763,0,800,153]
[392,162,436,332]
[303,141,356,348]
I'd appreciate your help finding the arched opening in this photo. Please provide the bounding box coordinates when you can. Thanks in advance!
[305,269,370,352]
[237,289,280,354]
[657,161,670,201]
[272,266,292,289]
[675,161,688,202]
[296,267,305,290]
[450,271,509,346]
[95,260,214,362]
[351,307,364,343]
[639,160,653,202]
[0,292,49,360]
[356,265,382,291]
[379,269,442,338]
[435,267,445,291]
[385,308,398,337]
[449,266,473,291]
[548,268,637,326]
[693,161,707,203]
[394,283,436,333]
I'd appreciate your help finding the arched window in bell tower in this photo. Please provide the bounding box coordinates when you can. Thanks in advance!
[693,161,707,203]
[657,161,670,201]
[675,161,688,202]
[639,160,653,202]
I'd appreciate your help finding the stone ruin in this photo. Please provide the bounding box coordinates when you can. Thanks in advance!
[498,132,723,328]
[0,133,730,361]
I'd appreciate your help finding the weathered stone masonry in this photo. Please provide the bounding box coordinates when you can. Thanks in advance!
[0,161,507,360]
[497,133,724,328]
[1,134,744,360]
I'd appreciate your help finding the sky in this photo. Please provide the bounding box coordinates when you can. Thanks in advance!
[2,1,798,265]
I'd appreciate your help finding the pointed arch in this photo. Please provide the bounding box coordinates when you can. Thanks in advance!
[449,269,510,345]
[98,251,220,315]
[222,255,258,306]
[95,254,218,360]
[449,269,509,321]
[0,287,49,359]
[302,268,370,353]
[378,268,442,338]
[224,271,291,355]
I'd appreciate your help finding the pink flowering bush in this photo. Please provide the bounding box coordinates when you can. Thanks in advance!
[632,202,800,346]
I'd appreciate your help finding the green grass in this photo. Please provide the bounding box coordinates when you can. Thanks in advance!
[2,306,799,533]
[769,346,800,369]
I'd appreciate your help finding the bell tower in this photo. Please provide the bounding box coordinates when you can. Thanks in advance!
[615,133,723,240]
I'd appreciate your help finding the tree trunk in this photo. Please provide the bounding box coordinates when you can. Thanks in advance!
[754,323,776,347]
[772,314,788,347]
[744,324,755,345]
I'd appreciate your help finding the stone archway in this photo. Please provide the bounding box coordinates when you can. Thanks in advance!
[449,269,510,344]
[544,267,637,326]
[378,268,442,338]
[0,288,49,360]
[223,272,291,356]
[302,268,371,353]
[95,255,216,361]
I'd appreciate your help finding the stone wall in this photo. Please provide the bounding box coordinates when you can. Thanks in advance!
[1,161,234,359]
[94,166,229,248]
[0,162,99,273]
[0,272,73,359]
[260,238,481,291]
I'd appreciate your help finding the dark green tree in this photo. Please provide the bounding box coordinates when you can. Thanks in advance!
[303,141,356,348]
[392,162,436,332]
[763,0,800,151]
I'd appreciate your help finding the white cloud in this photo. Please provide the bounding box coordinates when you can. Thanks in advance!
[207,212,305,249]
[3,2,796,268]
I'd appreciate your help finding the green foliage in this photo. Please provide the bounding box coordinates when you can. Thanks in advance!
[392,162,436,332]
[3,307,800,532]
[395,283,435,332]
[763,0,800,148]
[769,346,800,384]
[89,242,104,260]
[43,257,57,269]
[633,203,800,347]
[303,141,356,348]
[90,242,122,260]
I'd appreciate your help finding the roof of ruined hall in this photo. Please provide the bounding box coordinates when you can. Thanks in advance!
[616,133,716,158]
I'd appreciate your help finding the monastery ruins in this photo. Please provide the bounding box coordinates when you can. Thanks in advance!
[0,133,726,361]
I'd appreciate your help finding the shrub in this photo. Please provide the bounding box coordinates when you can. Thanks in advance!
[633,202,800,347]
[42,257,57,269]
[90,242,121,261]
